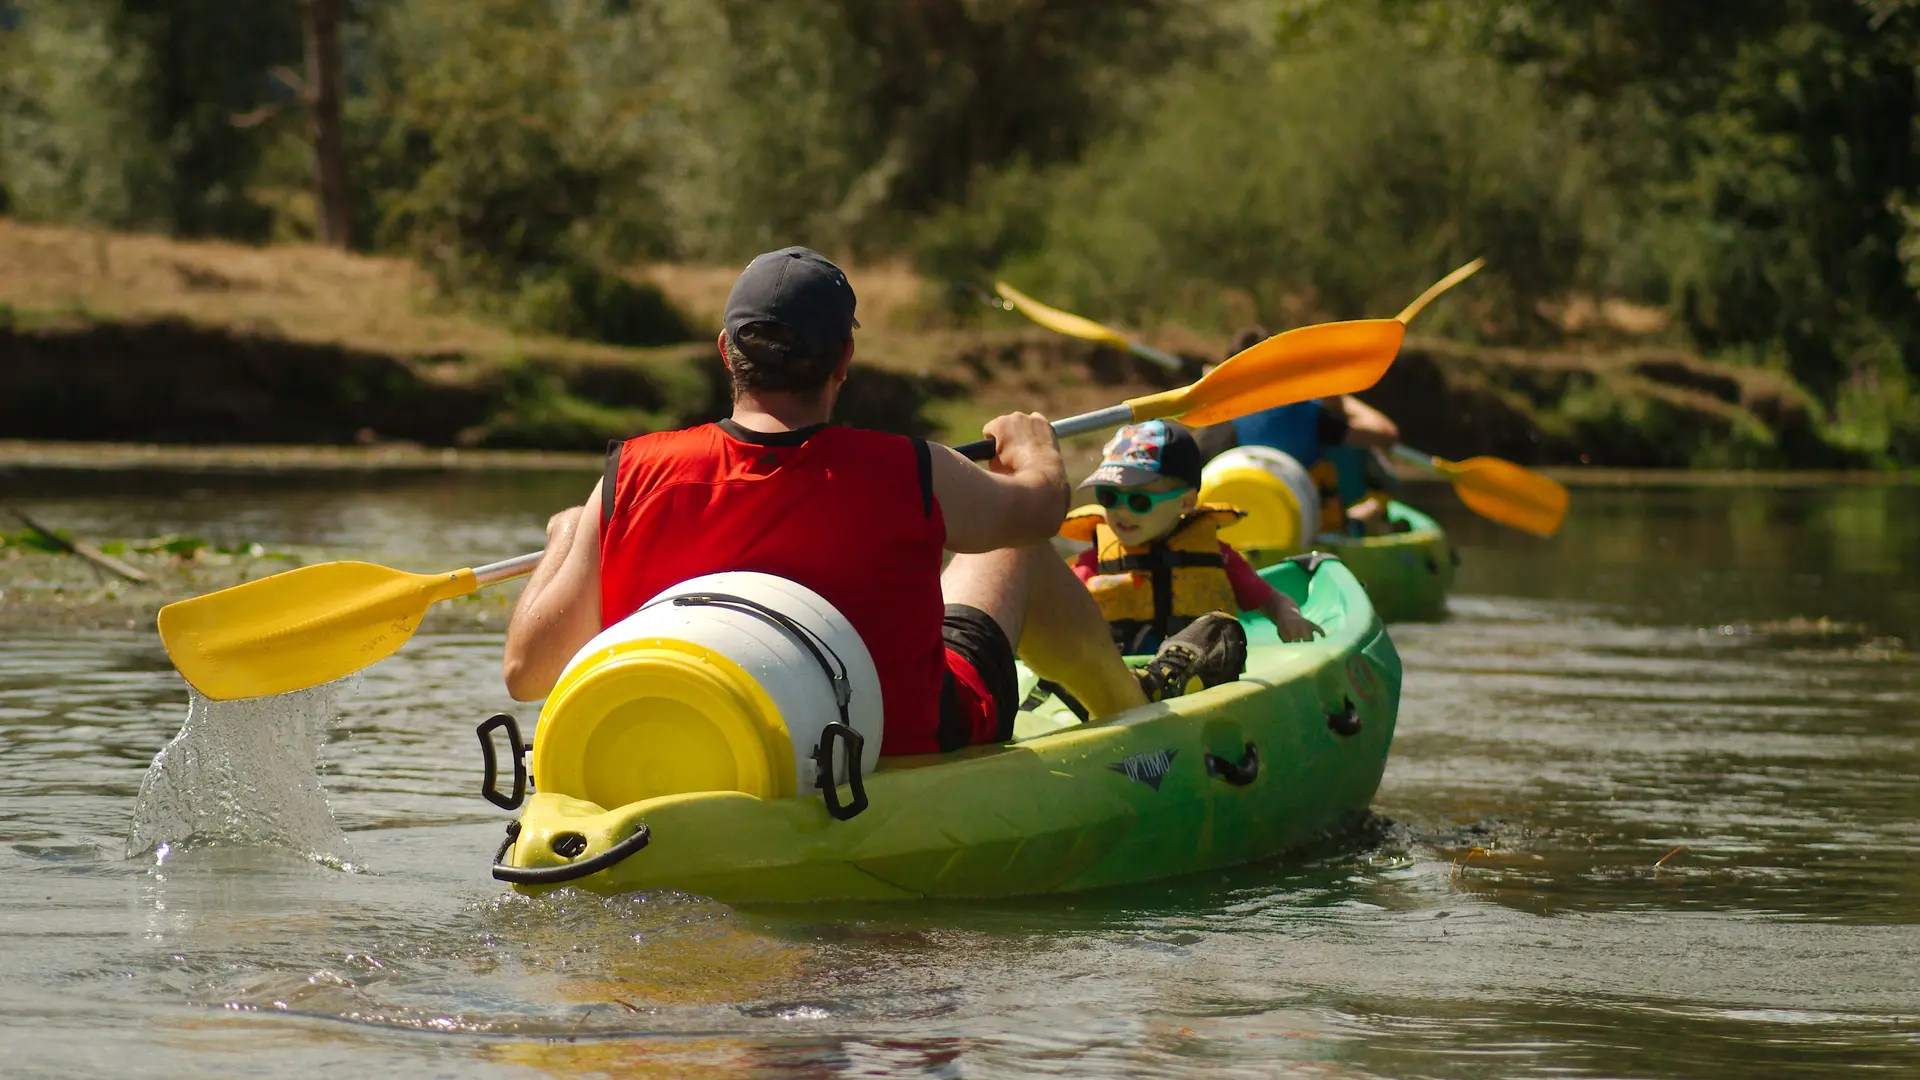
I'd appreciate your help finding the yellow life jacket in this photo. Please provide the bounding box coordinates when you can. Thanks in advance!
[1060,504,1245,653]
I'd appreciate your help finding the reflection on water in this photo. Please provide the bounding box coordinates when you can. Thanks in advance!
[1,470,1917,1077]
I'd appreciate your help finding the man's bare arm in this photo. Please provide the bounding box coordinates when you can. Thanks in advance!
[929,412,1070,554]
[502,481,604,700]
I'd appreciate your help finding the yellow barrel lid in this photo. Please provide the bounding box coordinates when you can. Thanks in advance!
[1202,467,1304,552]
[532,638,797,808]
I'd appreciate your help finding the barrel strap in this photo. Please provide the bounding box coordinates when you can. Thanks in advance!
[652,592,853,726]
[650,591,868,819]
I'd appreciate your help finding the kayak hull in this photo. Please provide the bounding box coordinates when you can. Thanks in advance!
[496,557,1400,903]
[1242,501,1455,623]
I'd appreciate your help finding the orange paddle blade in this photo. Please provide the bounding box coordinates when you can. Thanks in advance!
[1431,456,1569,538]
[1126,319,1405,428]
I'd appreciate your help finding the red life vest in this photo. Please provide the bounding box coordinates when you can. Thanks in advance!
[599,420,946,755]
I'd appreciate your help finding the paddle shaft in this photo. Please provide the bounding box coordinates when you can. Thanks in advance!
[475,550,545,586]
[1128,341,1184,373]
[1391,444,1439,471]
[953,404,1134,461]
[460,417,1123,574]
[432,421,1111,600]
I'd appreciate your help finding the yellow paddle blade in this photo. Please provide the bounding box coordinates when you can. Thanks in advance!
[993,280,1134,350]
[1395,258,1485,324]
[1124,319,1405,428]
[1430,456,1570,538]
[158,561,479,700]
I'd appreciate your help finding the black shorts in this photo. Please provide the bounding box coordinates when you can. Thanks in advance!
[935,603,1020,752]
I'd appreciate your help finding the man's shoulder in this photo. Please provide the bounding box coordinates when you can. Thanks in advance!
[822,425,914,447]
[623,423,720,452]
[609,425,721,479]
[812,426,922,468]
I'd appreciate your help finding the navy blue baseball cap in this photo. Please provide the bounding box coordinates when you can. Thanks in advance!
[1078,420,1204,490]
[723,246,860,360]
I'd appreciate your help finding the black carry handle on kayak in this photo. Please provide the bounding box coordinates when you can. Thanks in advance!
[1205,741,1260,786]
[813,721,869,820]
[1326,698,1363,738]
[475,713,529,810]
[490,819,654,885]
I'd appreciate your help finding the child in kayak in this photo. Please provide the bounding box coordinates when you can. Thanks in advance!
[1062,420,1323,701]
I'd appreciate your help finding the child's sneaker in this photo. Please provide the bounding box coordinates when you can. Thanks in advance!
[1136,612,1248,701]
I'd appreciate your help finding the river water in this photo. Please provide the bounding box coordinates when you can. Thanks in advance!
[1,468,1915,1078]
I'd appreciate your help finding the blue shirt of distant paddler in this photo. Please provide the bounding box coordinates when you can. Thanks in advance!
[1229,401,1371,508]
[1200,326,1403,532]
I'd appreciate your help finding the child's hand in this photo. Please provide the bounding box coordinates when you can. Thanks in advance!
[1262,593,1323,643]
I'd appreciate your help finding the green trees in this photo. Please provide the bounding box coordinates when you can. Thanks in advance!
[1,0,1917,459]
[0,0,299,234]
[358,0,677,342]
[1464,0,1920,459]
[923,0,1920,461]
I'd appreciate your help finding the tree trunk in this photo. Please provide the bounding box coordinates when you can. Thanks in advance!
[303,0,351,247]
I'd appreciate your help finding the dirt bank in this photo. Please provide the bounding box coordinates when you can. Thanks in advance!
[0,218,1861,467]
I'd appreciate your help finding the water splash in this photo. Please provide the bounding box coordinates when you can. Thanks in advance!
[127,681,359,869]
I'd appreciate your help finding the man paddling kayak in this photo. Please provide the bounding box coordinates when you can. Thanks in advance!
[502,246,1155,755]
[1197,326,1403,536]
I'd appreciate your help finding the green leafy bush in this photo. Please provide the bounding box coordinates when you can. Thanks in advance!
[359,0,689,345]
[0,0,297,235]
[504,262,691,347]
[948,42,1604,342]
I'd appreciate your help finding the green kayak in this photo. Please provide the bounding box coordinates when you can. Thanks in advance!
[1194,448,1455,622]
[1241,501,1457,623]
[487,555,1401,903]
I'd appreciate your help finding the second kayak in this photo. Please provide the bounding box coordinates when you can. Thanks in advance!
[1198,446,1455,622]
[1244,501,1455,623]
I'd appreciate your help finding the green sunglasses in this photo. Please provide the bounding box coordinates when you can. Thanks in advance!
[1093,486,1189,514]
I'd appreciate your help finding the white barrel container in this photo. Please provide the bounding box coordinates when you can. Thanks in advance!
[1199,446,1322,553]
[530,572,882,811]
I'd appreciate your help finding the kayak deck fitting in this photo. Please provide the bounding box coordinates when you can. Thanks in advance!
[483,556,1401,904]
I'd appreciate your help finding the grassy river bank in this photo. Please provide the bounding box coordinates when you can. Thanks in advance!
[0,219,1870,469]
